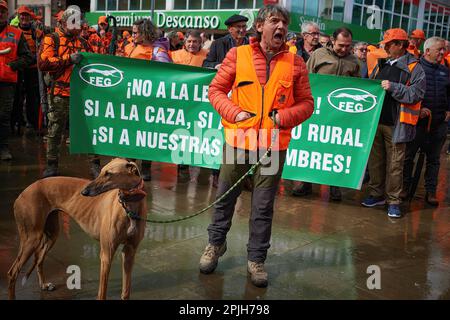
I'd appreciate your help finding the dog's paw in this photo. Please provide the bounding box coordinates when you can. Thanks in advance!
[41,282,56,291]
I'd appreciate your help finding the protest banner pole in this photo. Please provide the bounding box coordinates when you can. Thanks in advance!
[151,0,155,22]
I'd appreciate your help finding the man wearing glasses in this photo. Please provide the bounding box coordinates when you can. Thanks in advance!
[354,42,369,78]
[295,21,322,62]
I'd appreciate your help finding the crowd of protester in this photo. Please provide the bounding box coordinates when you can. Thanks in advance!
[0,3,449,220]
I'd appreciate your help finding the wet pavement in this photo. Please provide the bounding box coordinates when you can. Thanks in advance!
[1,133,450,300]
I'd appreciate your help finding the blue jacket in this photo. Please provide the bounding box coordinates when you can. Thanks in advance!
[419,56,450,126]
[202,34,249,69]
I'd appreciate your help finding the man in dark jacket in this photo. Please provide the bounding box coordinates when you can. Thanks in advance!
[13,6,42,135]
[362,28,426,218]
[295,21,322,62]
[202,14,249,70]
[403,36,450,206]
[0,1,33,160]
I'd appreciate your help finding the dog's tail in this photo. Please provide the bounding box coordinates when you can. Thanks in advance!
[21,210,61,286]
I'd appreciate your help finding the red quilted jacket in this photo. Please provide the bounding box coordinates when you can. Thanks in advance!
[208,38,314,128]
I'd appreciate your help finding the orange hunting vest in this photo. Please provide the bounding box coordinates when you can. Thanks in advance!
[399,61,421,126]
[0,26,21,83]
[222,45,295,151]
[407,44,421,59]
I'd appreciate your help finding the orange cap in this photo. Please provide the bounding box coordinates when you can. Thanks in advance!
[0,0,8,10]
[380,28,408,44]
[98,15,108,25]
[122,30,130,38]
[410,29,425,40]
[177,31,184,40]
[17,5,34,16]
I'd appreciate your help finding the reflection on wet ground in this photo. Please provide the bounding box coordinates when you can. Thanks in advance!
[0,135,449,299]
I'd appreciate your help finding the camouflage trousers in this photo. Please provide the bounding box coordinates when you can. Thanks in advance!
[47,95,98,163]
[46,95,69,161]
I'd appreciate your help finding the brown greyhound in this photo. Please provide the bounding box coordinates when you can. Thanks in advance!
[7,158,148,300]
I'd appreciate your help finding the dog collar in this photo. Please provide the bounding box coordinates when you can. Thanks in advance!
[119,179,146,202]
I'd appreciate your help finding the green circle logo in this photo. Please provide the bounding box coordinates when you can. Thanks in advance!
[328,88,377,113]
[79,63,124,88]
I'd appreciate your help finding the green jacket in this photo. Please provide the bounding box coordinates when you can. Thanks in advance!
[306,46,360,77]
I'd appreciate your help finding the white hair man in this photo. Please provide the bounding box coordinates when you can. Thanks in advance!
[353,41,369,78]
[294,21,321,62]
[403,36,449,206]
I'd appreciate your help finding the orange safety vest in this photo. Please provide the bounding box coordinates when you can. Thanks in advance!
[171,48,208,67]
[126,43,168,60]
[0,26,21,83]
[407,45,421,59]
[287,43,297,54]
[367,45,387,78]
[399,61,421,125]
[441,54,450,68]
[127,44,153,60]
[222,45,295,151]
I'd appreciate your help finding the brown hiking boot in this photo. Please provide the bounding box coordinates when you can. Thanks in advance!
[425,192,439,206]
[247,261,268,288]
[199,242,227,274]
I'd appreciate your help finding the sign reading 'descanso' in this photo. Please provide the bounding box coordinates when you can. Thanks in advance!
[70,53,385,190]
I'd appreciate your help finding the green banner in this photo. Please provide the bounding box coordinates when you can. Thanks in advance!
[282,76,385,189]
[70,53,385,189]
[289,13,381,43]
[85,9,257,31]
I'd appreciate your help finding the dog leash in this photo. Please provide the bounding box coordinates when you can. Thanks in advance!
[127,116,279,224]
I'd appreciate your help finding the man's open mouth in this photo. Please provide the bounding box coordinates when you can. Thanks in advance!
[274,33,284,41]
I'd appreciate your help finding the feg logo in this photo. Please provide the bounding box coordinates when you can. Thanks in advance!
[327,88,377,113]
[79,63,124,88]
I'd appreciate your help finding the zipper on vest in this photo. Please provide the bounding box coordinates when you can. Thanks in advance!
[259,58,271,130]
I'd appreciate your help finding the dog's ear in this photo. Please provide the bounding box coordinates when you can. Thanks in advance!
[126,162,140,177]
